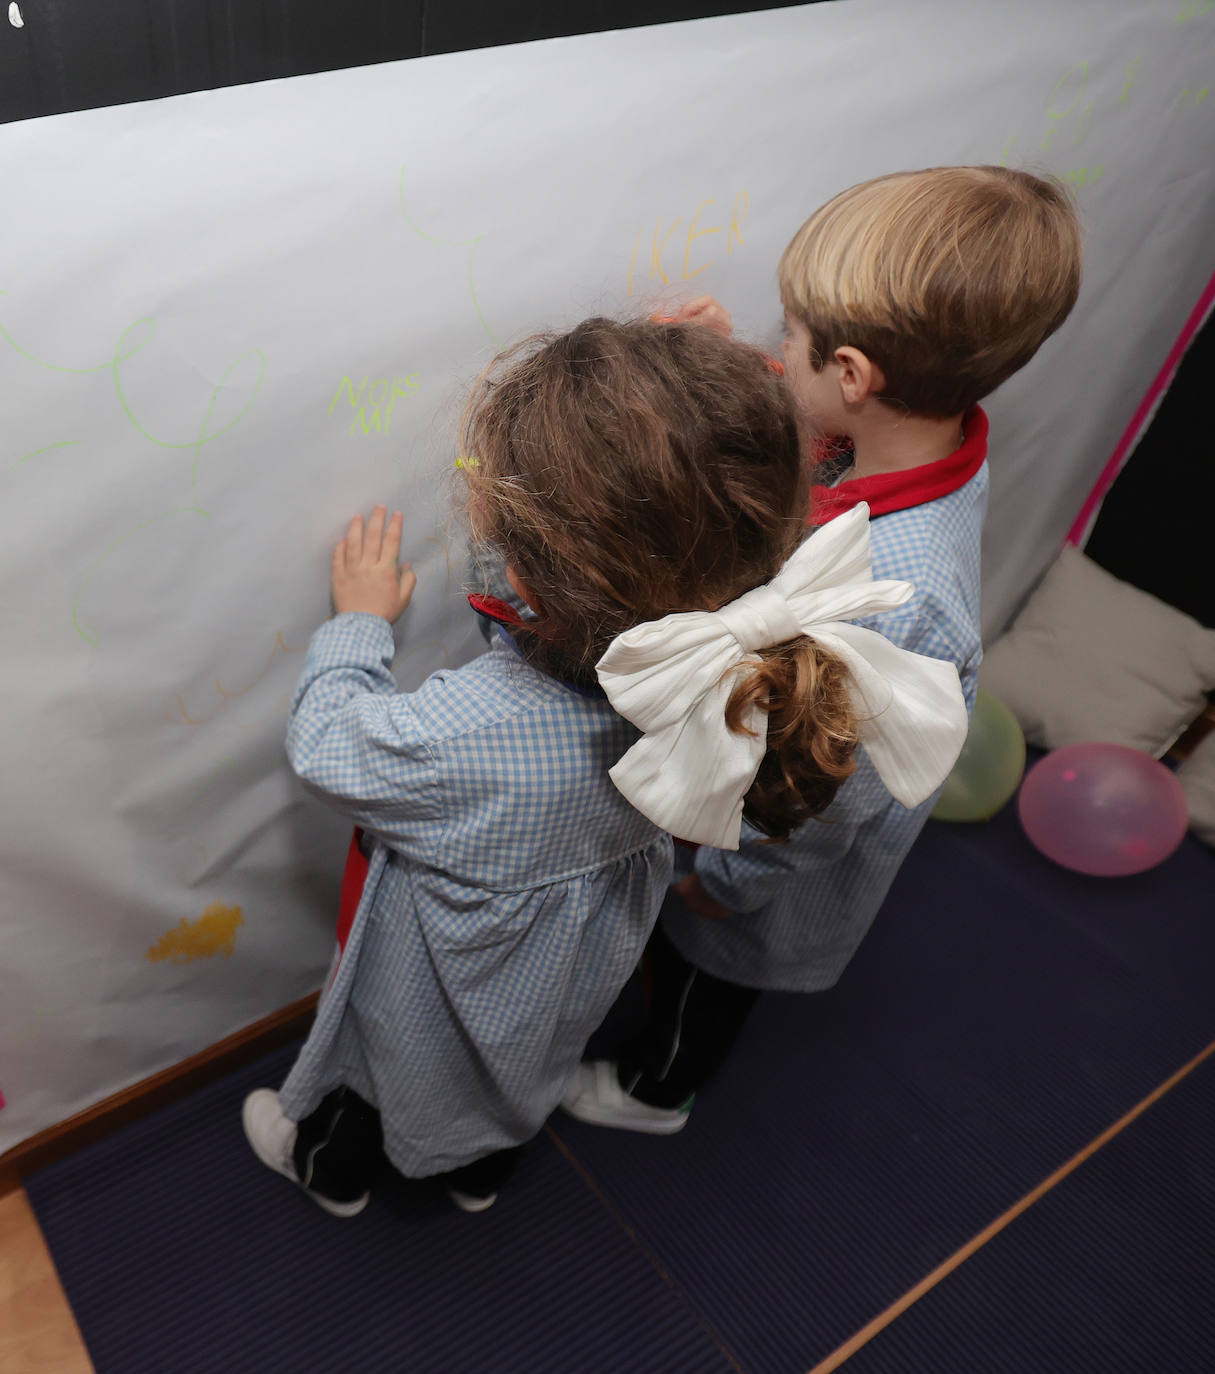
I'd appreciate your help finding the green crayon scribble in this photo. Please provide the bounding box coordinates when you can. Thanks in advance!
[1119,57,1143,105]
[1177,2,1214,24]
[1063,165,1104,189]
[1178,87,1210,106]
[0,290,149,373]
[1042,61,1090,154]
[330,374,420,436]
[72,505,212,645]
[399,166,499,347]
[108,321,266,490]
[13,439,78,468]
[0,294,265,490]
[1070,102,1095,147]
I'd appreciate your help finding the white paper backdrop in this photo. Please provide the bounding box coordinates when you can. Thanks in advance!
[2,0,1213,1149]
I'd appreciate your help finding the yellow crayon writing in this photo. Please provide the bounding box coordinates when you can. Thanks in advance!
[330,374,420,436]
[650,216,683,286]
[682,200,722,281]
[728,192,748,254]
[1063,165,1104,189]
[1042,61,1090,154]
[628,192,749,295]
[1119,57,1143,105]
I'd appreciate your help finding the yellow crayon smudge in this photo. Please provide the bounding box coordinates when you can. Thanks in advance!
[146,902,244,964]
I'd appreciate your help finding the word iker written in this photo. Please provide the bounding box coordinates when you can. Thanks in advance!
[627,193,748,296]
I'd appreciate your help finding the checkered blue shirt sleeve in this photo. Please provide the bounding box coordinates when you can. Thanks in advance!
[286,613,440,838]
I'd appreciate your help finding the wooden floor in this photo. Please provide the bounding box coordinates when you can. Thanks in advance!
[0,1189,93,1374]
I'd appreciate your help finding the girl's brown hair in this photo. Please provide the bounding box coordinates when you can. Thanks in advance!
[463,317,859,838]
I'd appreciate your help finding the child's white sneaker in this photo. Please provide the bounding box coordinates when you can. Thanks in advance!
[241,1088,369,1218]
[448,1188,498,1213]
[561,1061,691,1135]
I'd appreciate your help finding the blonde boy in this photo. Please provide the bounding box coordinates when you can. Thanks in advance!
[565,166,1082,1132]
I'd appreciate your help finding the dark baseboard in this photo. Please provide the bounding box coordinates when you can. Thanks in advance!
[0,992,319,1194]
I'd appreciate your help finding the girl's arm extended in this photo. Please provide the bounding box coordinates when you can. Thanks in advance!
[286,507,439,843]
[286,613,439,839]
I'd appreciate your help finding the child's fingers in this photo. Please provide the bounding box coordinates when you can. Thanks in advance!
[345,513,364,564]
[381,510,404,565]
[331,536,346,578]
[672,295,732,337]
[675,294,716,319]
[365,504,388,560]
[398,563,417,608]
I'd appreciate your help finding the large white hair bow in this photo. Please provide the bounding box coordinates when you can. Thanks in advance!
[595,503,969,849]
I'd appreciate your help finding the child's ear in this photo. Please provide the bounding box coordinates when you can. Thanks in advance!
[506,564,542,614]
[834,346,887,405]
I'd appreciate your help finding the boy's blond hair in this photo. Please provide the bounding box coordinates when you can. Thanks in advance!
[779,165,1082,417]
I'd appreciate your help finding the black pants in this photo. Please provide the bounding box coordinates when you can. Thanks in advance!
[616,921,761,1110]
[293,1087,523,1202]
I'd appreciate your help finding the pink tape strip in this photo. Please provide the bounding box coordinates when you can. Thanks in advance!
[1067,268,1215,547]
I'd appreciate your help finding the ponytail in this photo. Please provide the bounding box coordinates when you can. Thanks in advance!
[725,637,859,840]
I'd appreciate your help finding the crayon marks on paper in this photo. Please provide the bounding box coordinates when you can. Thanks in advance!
[169,631,304,726]
[627,193,749,296]
[1000,24,1215,192]
[146,902,245,963]
[330,374,420,436]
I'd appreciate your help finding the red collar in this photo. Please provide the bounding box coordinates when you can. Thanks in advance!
[468,592,525,625]
[808,406,988,525]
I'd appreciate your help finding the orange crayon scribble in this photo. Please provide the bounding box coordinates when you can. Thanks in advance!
[169,631,303,726]
[146,902,244,964]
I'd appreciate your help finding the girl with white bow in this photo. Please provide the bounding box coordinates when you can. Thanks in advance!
[242,317,967,1217]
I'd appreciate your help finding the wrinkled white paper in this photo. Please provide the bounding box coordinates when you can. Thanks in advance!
[1,0,1212,1148]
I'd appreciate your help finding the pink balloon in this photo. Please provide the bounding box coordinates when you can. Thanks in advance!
[1018,743,1189,877]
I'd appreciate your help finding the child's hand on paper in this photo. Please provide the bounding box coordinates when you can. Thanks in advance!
[670,295,733,338]
[672,873,732,921]
[332,505,417,622]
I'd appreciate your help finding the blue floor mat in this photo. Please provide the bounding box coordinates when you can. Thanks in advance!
[24,1044,736,1374]
[25,803,1215,1374]
[551,810,1215,1373]
[841,1055,1215,1374]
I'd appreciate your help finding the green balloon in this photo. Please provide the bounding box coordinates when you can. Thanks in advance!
[931,689,1026,822]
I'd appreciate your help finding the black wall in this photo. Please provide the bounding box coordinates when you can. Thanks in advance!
[1084,312,1212,628]
[0,0,813,124]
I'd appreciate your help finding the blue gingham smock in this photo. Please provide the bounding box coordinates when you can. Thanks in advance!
[661,462,989,992]
[278,613,672,1175]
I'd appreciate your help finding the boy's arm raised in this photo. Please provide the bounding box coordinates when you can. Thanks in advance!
[667,294,733,338]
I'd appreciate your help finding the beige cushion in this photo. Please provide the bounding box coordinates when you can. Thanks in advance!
[1178,731,1215,847]
[981,545,1215,757]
